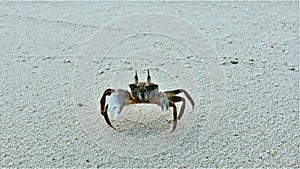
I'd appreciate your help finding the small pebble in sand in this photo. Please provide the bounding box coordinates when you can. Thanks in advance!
[289,67,295,71]
[282,49,289,54]
[231,60,238,64]
[267,149,276,156]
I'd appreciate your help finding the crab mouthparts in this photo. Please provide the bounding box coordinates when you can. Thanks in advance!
[138,91,149,103]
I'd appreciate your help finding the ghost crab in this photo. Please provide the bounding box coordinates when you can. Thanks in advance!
[100,70,195,132]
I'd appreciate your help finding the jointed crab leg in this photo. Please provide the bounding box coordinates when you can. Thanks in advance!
[169,102,178,132]
[168,96,186,120]
[164,89,195,111]
[102,105,116,130]
[100,88,117,130]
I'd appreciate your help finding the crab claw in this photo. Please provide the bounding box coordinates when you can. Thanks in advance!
[160,98,169,112]
[107,89,130,120]
[160,96,169,113]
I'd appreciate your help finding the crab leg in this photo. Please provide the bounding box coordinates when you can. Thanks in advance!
[102,105,116,130]
[100,88,117,130]
[164,89,195,111]
[169,102,178,132]
[168,96,186,120]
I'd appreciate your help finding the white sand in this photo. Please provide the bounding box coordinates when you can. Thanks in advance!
[1,2,299,168]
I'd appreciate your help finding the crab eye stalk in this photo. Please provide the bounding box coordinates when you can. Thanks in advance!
[147,69,151,84]
[134,70,139,84]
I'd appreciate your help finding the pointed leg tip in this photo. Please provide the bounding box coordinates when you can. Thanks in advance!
[110,125,117,131]
[171,120,177,133]
[171,126,176,133]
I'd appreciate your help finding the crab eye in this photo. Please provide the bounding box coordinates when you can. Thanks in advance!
[129,84,138,90]
[146,84,158,91]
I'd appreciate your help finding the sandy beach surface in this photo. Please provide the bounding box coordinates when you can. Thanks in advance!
[1,2,299,168]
